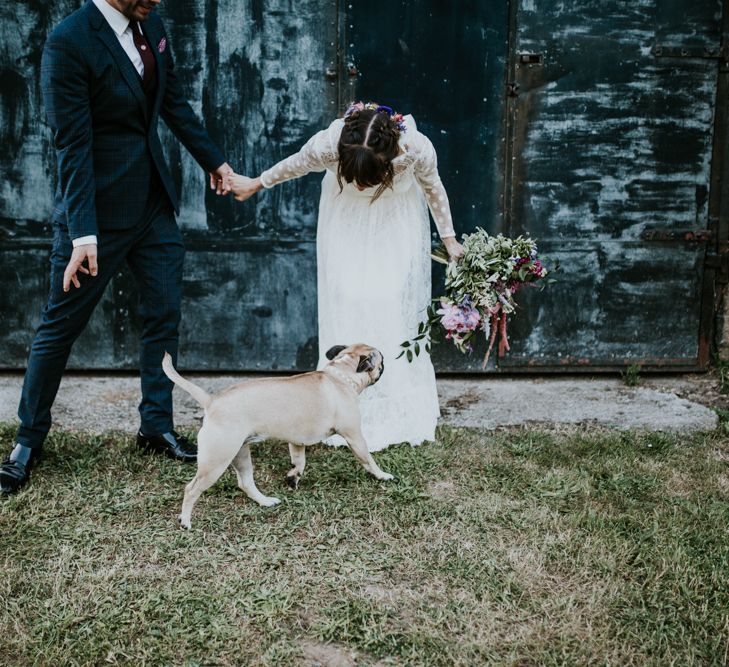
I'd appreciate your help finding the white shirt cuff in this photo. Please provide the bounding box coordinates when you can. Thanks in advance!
[72,235,97,247]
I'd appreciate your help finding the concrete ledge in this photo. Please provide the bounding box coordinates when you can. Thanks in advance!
[439,378,718,433]
[0,372,718,435]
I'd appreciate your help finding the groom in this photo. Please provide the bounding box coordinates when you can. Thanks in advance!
[0,0,232,494]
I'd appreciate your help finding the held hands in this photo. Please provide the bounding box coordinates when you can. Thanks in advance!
[63,161,234,293]
[223,174,264,202]
[209,162,234,195]
[208,161,263,202]
[63,243,98,292]
[63,166,261,293]
[443,237,465,261]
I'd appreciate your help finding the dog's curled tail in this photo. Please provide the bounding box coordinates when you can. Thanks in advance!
[162,352,211,409]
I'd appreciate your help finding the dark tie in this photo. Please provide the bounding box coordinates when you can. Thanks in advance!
[129,20,156,93]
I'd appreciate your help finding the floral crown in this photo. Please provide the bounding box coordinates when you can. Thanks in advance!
[344,101,407,133]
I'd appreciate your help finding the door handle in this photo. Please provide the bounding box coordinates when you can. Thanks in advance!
[519,53,543,64]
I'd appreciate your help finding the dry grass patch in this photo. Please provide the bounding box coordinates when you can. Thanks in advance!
[0,423,727,666]
[300,641,358,666]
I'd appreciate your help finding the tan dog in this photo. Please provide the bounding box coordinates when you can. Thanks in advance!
[162,344,393,529]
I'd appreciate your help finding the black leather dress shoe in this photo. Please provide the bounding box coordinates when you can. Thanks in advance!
[0,444,39,494]
[136,430,197,462]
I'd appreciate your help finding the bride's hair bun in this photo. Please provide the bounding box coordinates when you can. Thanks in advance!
[337,105,402,202]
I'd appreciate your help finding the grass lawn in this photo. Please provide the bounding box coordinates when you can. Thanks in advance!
[0,421,727,666]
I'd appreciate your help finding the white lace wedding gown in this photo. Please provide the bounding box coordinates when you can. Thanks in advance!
[260,115,456,451]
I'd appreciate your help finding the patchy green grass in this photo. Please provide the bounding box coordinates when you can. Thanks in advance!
[620,364,642,387]
[714,356,729,395]
[0,422,727,666]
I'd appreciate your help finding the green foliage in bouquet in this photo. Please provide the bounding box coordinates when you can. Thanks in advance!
[400,229,557,366]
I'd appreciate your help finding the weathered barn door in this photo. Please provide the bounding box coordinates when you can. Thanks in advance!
[344,0,511,372]
[0,0,337,370]
[501,0,722,370]
[0,0,723,372]
[347,1,722,372]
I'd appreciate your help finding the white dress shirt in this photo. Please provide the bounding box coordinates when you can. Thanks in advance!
[73,0,147,247]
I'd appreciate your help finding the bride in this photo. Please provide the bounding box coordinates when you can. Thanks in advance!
[225,103,463,451]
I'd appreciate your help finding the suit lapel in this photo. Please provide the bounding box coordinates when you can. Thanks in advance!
[141,20,166,118]
[87,1,148,120]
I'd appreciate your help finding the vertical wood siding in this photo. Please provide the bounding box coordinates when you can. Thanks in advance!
[0,0,335,370]
[505,0,720,368]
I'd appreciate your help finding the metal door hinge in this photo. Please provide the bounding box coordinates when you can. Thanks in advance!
[704,239,729,281]
[640,228,712,242]
[652,44,726,59]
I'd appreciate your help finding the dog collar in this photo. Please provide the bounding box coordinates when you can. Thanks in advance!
[325,365,363,393]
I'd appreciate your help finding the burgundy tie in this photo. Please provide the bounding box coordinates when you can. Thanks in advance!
[130,20,156,93]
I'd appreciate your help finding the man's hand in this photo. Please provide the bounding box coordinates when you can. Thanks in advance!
[224,174,264,202]
[63,244,98,292]
[209,162,234,195]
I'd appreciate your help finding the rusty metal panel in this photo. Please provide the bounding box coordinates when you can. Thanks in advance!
[0,0,336,370]
[504,0,721,369]
[0,1,80,367]
[345,0,510,372]
[0,1,723,372]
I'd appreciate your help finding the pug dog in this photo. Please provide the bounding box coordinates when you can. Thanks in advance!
[162,344,393,529]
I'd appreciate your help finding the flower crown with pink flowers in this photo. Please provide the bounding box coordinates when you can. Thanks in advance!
[344,101,407,134]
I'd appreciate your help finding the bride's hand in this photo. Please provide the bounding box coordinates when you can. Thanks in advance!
[443,237,465,261]
[224,174,264,202]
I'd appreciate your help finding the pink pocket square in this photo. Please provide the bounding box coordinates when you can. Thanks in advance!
[158,37,167,53]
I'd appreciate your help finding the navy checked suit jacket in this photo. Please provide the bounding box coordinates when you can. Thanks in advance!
[41,1,226,240]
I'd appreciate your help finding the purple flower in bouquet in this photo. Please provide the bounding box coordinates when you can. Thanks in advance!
[437,299,481,334]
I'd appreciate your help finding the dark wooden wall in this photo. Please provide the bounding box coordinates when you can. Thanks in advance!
[0,0,723,371]
[1,0,336,371]
[501,0,722,370]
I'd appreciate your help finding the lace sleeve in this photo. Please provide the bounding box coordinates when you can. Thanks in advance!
[412,131,456,239]
[260,120,341,188]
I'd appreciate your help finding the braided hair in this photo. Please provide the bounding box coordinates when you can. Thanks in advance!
[337,108,401,202]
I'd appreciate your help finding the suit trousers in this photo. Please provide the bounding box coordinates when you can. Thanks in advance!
[17,190,185,449]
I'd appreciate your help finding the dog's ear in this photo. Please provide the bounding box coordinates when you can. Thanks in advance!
[325,345,347,360]
[356,354,375,373]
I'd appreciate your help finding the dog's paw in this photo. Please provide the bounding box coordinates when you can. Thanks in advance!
[178,515,191,530]
[258,496,281,508]
[377,472,395,482]
[285,473,300,490]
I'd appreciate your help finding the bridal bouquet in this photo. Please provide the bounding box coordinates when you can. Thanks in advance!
[399,229,554,367]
